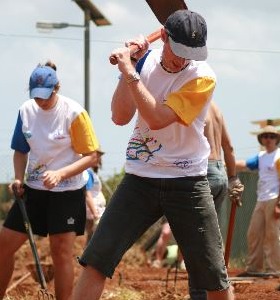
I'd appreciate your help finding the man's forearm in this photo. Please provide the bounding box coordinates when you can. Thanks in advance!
[111,76,136,125]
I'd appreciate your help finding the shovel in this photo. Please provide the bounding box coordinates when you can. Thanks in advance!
[109,0,188,64]
[12,187,54,300]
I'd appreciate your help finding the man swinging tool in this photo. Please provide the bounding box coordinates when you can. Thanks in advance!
[72,9,235,300]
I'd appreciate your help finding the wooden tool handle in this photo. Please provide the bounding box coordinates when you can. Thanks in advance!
[109,28,162,65]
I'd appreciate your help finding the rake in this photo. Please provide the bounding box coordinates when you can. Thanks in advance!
[13,187,54,300]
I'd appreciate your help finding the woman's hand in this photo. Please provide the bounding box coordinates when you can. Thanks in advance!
[11,180,25,197]
[42,170,62,189]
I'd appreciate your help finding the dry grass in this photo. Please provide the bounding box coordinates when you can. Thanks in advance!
[102,287,145,300]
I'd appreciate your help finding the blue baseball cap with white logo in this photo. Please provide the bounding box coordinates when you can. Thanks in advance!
[29,66,58,99]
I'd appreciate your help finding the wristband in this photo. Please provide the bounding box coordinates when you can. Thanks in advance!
[126,71,140,84]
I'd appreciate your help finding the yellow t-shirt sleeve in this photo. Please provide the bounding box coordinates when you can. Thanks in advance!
[276,157,280,178]
[70,111,100,154]
[165,77,216,126]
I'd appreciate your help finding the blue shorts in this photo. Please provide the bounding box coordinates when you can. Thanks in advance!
[207,160,228,216]
[80,173,230,291]
[4,185,86,237]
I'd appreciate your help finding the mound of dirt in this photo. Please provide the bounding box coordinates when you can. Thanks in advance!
[5,236,280,300]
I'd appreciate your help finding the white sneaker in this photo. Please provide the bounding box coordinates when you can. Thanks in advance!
[151,259,162,268]
[180,260,186,270]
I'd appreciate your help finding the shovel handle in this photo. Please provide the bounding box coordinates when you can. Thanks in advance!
[224,201,237,268]
[109,28,162,65]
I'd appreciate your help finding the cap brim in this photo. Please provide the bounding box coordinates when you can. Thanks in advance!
[30,87,54,100]
[168,36,208,61]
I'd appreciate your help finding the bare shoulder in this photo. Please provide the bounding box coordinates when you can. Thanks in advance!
[206,101,223,125]
[211,101,223,118]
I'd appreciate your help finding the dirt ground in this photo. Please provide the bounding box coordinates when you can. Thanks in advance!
[5,236,280,300]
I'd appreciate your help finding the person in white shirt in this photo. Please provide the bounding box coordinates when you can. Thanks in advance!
[85,150,107,244]
[72,10,234,300]
[0,61,101,300]
[236,125,280,276]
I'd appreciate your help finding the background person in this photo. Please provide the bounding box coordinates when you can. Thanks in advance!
[189,101,244,299]
[151,218,173,268]
[205,101,244,218]
[236,125,280,277]
[151,101,244,300]
[152,101,244,268]
[72,10,234,300]
[0,61,100,300]
[85,149,107,244]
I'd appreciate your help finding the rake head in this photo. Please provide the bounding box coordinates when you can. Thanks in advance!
[38,289,55,300]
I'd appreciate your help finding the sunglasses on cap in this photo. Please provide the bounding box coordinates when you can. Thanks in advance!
[261,133,277,139]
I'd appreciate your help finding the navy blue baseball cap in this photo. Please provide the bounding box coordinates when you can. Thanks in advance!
[29,66,58,99]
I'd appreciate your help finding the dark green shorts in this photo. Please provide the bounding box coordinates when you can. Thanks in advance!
[4,185,86,237]
[80,173,230,291]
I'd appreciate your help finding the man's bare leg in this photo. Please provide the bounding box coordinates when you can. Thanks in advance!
[207,285,235,300]
[72,266,106,300]
[156,223,171,258]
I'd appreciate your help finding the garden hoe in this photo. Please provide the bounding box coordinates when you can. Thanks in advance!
[224,198,254,293]
[12,187,54,300]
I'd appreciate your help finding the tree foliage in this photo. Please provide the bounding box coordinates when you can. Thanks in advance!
[101,168,125,203]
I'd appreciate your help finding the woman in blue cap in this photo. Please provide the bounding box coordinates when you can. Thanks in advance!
[0,61,101,300]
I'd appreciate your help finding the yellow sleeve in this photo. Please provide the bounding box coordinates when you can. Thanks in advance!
[70,111,100,154]
[276,158,280,178]
[165,77,216,126]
